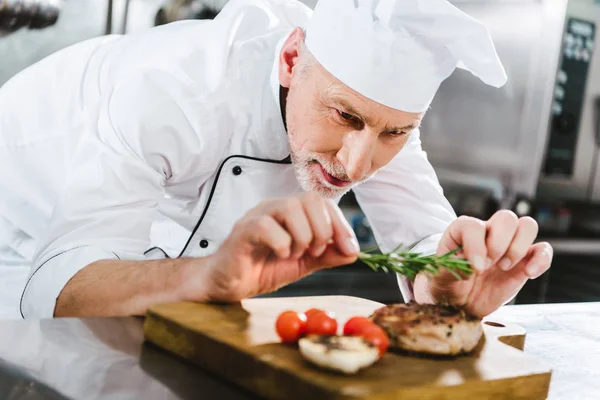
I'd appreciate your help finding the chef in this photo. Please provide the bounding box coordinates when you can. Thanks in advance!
[0,0,552,320]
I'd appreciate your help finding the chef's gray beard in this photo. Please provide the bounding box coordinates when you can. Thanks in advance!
[289,149,358,200]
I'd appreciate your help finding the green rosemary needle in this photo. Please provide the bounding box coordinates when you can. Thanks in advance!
[358,245,473,281]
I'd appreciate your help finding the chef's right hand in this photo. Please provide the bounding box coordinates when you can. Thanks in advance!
[182,192,360,303]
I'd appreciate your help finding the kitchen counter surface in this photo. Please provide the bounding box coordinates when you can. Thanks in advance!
[0,300,597,400]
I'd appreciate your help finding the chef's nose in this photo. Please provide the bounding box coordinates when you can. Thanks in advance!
[337,131,375,181]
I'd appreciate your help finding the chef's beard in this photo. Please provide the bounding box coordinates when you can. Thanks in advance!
[289,148,369,200]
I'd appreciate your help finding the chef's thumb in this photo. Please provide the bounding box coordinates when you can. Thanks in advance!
[324,200,360,257]
[307,245,358,272]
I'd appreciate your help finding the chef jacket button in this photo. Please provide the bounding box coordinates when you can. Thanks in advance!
[232,166,242,176]
[199,239,209,248]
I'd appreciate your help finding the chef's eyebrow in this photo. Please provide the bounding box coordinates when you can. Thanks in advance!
[332,98,369,124]
[385,121,421,133]
[331,97,421,133]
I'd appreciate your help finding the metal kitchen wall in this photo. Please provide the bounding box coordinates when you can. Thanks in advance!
[0,0,321,88]
[1,0,154,87]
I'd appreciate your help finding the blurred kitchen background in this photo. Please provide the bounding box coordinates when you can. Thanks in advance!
[2,0,600,306]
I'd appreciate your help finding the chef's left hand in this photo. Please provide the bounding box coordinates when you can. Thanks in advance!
[413,210,553,318]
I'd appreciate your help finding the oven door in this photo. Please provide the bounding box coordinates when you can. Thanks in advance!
[421,0,568,202]
[537,3,600,202]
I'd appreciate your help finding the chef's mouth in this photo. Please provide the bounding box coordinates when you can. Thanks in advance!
[315,163,352,188]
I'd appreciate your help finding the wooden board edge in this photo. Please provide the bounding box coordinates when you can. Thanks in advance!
[482,319,527,351]
[497,332,526,351]
[368,372,552,400]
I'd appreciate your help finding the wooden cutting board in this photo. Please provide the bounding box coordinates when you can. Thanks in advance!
[143,296,552,400]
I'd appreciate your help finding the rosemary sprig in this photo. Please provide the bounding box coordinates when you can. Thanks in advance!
[358,244,473,281]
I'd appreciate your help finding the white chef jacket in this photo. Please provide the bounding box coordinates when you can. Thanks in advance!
[0,0,456,320]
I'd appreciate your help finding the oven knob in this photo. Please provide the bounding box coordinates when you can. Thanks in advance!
[554,113,576,135]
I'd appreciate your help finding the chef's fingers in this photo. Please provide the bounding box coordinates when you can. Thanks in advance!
[442,216,488,272]
[305,244,358,272]
[518,242,553,279]
[324,200,360,257]
[496,217,539,272]
[270,197,313,259]
[299,192,334,258]
[246,216,293,259]
[485,210,519,267]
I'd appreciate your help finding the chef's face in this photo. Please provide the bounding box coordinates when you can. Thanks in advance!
[278,28,424,199]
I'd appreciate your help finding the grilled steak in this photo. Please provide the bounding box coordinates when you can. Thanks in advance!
[369,302,483,356]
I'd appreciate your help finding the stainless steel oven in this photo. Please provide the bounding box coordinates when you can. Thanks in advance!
[420,0,600,206]
[537,2,600,202]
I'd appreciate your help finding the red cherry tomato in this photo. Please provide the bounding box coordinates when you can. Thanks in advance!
[275,311,307,343]
[305,310,337,336]
[305,308,323,318]
[362,325,389,357]
[343,316,374,336]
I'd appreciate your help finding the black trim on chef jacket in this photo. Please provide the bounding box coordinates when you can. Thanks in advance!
[149,85,292,258]
[143,153,291,259]
[19,246,122,318]
[144,246,170,259]
[177,154,291,257]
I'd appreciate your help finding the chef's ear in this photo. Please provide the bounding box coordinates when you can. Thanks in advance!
[278,27,305,88]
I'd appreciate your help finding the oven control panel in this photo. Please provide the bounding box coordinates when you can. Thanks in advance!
[543,17,596,177]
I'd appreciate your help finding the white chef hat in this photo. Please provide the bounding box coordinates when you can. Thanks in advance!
[303,0,508,113]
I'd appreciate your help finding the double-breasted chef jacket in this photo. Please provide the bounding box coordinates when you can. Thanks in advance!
[0,0,456,320]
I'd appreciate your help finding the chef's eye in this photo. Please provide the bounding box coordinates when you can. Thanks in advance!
[385,130,408,138]
[338,110,355,121]
[335,109,362,127]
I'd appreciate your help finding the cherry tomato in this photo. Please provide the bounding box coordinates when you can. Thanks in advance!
[343,316,374,336]
[305,308,324,318]
[275,311,307,343]
[305,310,337,336]
[362,325,389,357]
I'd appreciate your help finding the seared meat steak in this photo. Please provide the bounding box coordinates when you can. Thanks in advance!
[369,302,483,356]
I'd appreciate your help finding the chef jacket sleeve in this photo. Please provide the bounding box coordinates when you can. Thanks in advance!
[352,129,457,302]
[20,69,220,319]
